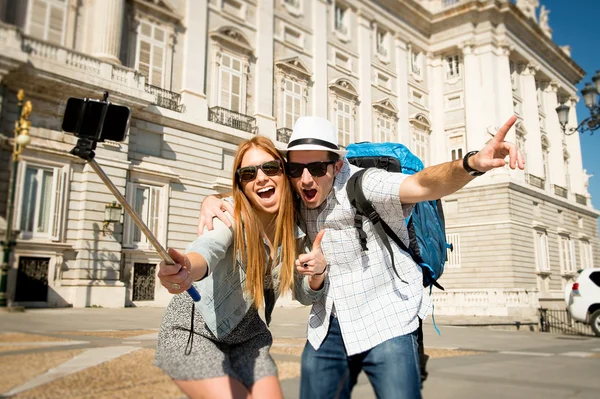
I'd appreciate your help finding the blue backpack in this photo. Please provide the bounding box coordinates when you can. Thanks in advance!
[346,142,450,290]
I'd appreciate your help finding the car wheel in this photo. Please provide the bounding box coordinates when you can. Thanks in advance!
[591,310,600,337]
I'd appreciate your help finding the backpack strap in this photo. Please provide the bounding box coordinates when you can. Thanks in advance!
[346,169,407,284]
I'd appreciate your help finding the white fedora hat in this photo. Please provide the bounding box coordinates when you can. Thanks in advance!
[279,116,347,157]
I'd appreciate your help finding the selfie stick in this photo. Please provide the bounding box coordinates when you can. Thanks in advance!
[67,96,200,302]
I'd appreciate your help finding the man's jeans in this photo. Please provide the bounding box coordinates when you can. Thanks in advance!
[300,317,421,399]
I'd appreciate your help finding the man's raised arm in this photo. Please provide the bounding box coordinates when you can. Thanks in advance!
[399,116,524,204]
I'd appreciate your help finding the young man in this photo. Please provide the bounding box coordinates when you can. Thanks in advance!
[199,116,524,399]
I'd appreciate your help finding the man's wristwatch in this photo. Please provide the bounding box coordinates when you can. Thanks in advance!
[462,151,485,176]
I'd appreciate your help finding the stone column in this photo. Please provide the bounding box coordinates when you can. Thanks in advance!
[543,82,566,187]
[180,0,208,120]
[462,43,484,150]
[428,55,445,162]
[91,0,125,64]
[394,37,410,145]
[357,12,373,142]
[312,0,328,118]
[565,97,584,196]
[253,0,276,139]
[521,63,544,180]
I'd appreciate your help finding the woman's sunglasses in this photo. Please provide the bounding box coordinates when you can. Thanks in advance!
[236,159,283,182]
[286,161,336,178]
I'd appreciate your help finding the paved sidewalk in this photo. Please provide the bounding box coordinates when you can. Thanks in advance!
[1,306,599,398]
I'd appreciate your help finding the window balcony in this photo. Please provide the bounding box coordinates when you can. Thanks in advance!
[144,84,184,112]
[208,106,258,134]
[525,173,545,190]
[276,127,292,144]
[0,24,153,108]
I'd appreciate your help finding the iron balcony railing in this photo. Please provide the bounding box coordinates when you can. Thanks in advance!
[575,194,587,206]
[553,184,568,199]
[208,106,258,134]
[144,84,184,112]
[525,173,545,190]
[277,127,292,144]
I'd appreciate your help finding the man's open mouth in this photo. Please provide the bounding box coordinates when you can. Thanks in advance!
[303,189,317,201]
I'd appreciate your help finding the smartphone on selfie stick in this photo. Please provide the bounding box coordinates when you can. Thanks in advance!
[62,92,201,302]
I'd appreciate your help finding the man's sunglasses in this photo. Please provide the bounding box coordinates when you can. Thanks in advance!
[286,161,336,178]
[236,160,283,182]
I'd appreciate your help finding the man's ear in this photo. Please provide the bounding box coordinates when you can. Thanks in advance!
[333,159,344,176]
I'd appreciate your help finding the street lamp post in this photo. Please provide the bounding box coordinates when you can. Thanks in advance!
[556,70,600,135]
[0,90,32,307]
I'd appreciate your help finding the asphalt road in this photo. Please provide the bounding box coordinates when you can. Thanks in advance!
[1,306,599,399]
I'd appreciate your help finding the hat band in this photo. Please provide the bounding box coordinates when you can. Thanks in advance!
[288,138,339,150]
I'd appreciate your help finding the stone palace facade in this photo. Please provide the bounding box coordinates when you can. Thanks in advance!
[0,0,597,320]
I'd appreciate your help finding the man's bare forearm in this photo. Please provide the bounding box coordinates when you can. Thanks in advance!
[400,158,475,203]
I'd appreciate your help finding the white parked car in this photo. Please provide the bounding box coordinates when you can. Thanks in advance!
[564,268,600,336]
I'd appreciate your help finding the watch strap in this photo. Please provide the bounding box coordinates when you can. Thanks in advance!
[463,151,485,176]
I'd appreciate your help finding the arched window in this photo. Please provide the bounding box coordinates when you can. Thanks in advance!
[409,114,432,166]
[328,78,359,148]
[372,99,398,143]
[209,27,253,114]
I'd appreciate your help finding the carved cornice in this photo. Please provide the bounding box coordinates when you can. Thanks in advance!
[328,78,359,100]
[275,57,312,80]
[210,27,254,55]
[372,98,398,118]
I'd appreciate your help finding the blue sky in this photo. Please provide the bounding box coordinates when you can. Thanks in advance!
[540,0,600,214]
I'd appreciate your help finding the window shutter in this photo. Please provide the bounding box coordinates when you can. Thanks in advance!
[231,74,241,112]
[220,69,231,108]
[151,44,164,86]
[123,183,135,247]
[48,3,65,45]
[50,167,65,241]
[138,40,151,81]
[29,0,48,39]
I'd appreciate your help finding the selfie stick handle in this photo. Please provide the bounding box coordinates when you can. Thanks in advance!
[88,159,201,302]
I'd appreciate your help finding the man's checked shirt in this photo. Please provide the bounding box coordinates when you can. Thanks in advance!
[300,159,432,356]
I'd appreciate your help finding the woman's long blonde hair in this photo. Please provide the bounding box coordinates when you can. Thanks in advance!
[231,136,296,308]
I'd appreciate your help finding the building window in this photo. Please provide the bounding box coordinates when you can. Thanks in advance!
[26,0,67,45]
[564,155,570,193]
[559,235,576,274]
[445,55,460,79]
[411,90,424,107]
[222,0,246,19]
[16,163,66,241]
[411,51,423,76]
[334,3,348,35]
[510,61,520,94]
[136,21,167,88]
[376,117,393,143]
[445,94,463,110]
[449,133,465,161]
[445,233,461,268]
[535,229,550,273]
[124,183,166,249]
[283,26,303,48]
[218,53,244,113]
[335,52,351,71]
[541,136,550,190]
[580,240,593,269]
[336,99,352,147]
[412,127,429,166]
[283,79,303,128]
[375,28,388,58]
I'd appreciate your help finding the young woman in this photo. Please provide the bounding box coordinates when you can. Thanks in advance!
[154,136,326,399]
